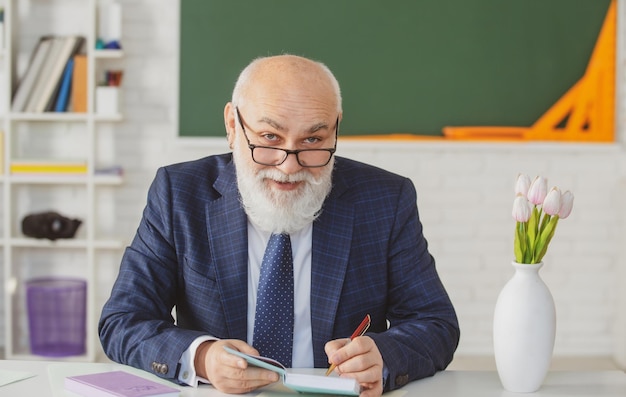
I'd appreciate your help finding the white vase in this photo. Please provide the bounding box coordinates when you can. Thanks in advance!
[493,261,556,393]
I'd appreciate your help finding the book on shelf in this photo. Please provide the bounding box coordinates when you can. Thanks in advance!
[24,35,85,113]
[45,36,85,112]
[64,370,180,397]
[224,347,361,396]
[95,165,124,176]
[72,53,88,112]
[44,36,85,112]
[23,37,64,112]
[11,36,54,112]
[54,57,75,112]
[10,159,88,174]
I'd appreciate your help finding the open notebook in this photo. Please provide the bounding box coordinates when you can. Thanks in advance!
[224,347,360,396]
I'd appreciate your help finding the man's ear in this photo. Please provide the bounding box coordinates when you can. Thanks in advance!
[224,102,236,149]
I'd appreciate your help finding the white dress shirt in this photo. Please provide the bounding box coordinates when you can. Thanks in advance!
[178,222,314,386]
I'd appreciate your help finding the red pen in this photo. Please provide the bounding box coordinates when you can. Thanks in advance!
[325,314,371,376]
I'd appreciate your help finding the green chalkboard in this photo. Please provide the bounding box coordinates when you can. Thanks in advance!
[179,0,611,137]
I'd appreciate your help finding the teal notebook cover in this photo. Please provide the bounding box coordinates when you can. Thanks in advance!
[224,347,360,396]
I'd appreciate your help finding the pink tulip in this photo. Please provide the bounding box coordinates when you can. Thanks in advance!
[558,190,574,219]
[512,194,532,222]
[512,174,573,264]
[515,174,531,196]
[542,187,561,216]
[527,176,548,206]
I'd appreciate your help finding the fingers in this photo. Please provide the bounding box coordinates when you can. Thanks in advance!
[325,336,384,396]
[324,337,350,364]
[327,336,379,372]
[203,340,280,394]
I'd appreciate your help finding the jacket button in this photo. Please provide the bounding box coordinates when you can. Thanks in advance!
[151,362,168,374]
[395,374,409,386]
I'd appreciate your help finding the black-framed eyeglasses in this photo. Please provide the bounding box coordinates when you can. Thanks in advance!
[236,107,338,168]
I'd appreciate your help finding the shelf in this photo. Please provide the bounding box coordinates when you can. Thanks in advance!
[2,0,125,362]
[9,113,89,122]
[7,173,123,185]
[9,237,124,250]
[6,352,92,362]
[8,112,123,122]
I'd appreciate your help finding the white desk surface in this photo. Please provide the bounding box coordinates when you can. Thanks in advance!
[0,359,625,396]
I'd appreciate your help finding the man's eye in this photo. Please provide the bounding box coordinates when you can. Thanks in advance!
[304,137,322,144]
[261,133,279,142]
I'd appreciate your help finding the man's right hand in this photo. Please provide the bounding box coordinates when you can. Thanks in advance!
[195,339,280,394]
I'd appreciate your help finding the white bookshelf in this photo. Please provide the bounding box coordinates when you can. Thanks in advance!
[1,0,123,361]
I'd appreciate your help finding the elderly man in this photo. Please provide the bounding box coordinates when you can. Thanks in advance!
[99,55,459,397]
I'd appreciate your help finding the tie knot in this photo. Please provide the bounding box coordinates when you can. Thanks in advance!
[271,233,289,239]
[268,233,291,248]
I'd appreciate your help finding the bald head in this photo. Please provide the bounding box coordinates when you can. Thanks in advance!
[231,55,342,113]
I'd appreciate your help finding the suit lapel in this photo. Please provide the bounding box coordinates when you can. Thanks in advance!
[310,171,354,367]
[206,163,249,341]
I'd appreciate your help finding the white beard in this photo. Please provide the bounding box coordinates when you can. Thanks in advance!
[233,147,333,234]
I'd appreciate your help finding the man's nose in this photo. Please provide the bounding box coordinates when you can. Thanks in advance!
[275,151,303,174]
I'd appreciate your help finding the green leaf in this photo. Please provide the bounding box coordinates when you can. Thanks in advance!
[539,213,552,235]
[534,216,559,263]
[514,222,525,262]
[523,231,532,264]
[527,206,540,254]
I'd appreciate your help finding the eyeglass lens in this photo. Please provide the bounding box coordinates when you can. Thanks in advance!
[252,147,332,167]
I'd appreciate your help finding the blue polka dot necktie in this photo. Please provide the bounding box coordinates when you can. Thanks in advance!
[252,233,294,367]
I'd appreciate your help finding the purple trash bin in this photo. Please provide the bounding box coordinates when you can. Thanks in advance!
[26,278,87,357]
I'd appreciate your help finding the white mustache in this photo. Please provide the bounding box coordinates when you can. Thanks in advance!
[258,168,324,186]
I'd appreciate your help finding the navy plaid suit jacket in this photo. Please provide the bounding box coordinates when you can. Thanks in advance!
[99,154,459,391]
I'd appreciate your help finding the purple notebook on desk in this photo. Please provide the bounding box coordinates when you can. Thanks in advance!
[64,370,179,397]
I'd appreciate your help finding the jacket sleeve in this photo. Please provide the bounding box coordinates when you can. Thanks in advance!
[98,167,206,382]
[368,177,460,391]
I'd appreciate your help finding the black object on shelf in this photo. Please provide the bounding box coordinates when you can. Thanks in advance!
[21,211,82,240]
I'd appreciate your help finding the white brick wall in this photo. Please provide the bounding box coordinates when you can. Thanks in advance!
[4,0,626,365]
